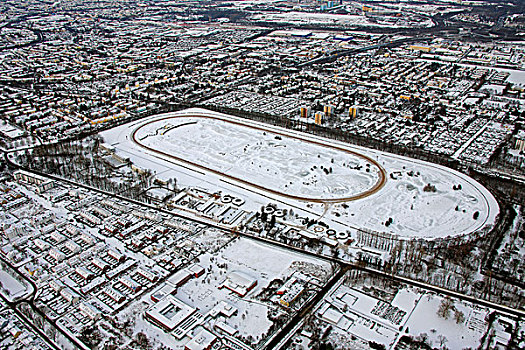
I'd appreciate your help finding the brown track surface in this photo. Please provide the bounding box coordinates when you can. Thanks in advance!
[132,115,387,203]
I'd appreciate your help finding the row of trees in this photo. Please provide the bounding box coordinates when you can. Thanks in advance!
[18,138,154,203]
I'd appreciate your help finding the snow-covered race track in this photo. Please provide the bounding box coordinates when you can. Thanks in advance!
[132,115,387,203]
[102,108,499,240]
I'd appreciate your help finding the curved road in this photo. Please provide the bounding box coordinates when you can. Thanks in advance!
[132,114,387,204]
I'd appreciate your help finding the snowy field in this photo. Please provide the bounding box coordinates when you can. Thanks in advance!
[337,152,498,239]
[320,282,493,350]
[250,11,434,28]
[101,108,499,240]
[133,116,382,201]
[119,238,332,349]
[403,293,490,349]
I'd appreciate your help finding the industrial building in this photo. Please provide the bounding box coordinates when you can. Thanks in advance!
[145,295,196,332]
[219,271,257,297]
[184,328,217,350]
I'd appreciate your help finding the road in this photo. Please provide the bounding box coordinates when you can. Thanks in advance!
[3,152,524,350]
[0,255,88,350]
[263,266,347,349]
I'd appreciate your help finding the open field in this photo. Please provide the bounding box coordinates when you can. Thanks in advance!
[102,108,499,240]
[132,115,385,203]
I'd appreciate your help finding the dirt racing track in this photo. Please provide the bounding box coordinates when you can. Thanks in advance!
[132,115,387,204]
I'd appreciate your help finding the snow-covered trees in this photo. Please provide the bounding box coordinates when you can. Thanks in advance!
[437,297,453,320]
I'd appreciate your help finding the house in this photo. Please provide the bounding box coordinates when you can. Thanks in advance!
[49,248,65,262]
[79,302,101,320]
[137,267,158,282]
[80,277,106,295]
[104,286,126,304]
[92,258,109,272]
[108,249,126,263]
[60,287,80,303]
[50,231,65,243]
[75,266,94,280]
[66,240,81,254]
[119,276,141,293]
[34,238,49,251]
[48,279,65,293]
[80,233,94,245]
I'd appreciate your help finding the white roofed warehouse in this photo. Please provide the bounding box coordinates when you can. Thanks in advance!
[219,271,257,297]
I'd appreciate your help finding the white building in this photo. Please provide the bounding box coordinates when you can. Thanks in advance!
[104,286,126,303]
[145,295,196,332]
[60,287,80,303]
[79,302,101,320]
[66,240,81,254]
[34,238,49,251]
[75,266,94,280]
[184,328,217,350]
[49,248,65,262]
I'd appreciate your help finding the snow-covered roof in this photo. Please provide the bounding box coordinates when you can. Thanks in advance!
[145,295,196,331]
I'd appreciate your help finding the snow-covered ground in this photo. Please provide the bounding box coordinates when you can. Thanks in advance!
[249,11,434,28]
[133,116,381,201]
[318,281,494,350]
[340,152,497,239]
[403,293,490,349]
[0,270,30,301]
[101,108,499,240]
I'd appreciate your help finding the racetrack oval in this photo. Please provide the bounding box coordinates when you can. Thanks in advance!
[132,115,387,203]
